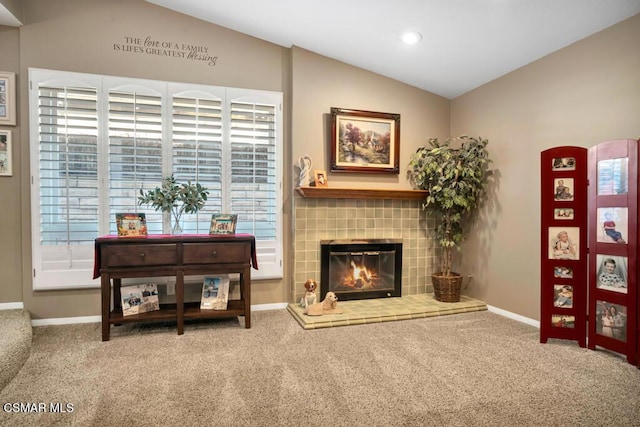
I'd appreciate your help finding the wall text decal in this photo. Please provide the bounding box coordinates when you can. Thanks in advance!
[114,36,218,66]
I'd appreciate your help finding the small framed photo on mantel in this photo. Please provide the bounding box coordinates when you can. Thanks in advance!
[313,169,328,187]
[210,214,238,235]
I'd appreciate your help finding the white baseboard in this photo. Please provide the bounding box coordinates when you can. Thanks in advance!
[19,302,532,327]
[29,302,289,326]
[0,302,24,310]
[252,302,288,311]
[32,315,102,326]
[487,305,540,328]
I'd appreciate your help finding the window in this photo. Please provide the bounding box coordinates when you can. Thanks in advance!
[29,69,282,290]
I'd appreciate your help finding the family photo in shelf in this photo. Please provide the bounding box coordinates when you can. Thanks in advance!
[596,300,627,342]
[597,207,627,244]
[549,227,579,260]
[596,254,628,294]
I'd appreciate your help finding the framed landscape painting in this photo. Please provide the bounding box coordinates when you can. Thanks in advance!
[330,107,400,174]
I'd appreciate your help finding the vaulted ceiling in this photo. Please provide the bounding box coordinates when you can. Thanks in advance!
[146,0,640,98]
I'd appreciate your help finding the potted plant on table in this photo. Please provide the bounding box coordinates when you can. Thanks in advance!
[407,136,492,302]
[138,175,209,234]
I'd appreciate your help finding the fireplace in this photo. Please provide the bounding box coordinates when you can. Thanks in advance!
[320,239,402,301]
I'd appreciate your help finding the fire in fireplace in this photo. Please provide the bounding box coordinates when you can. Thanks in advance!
[320,239,402,301]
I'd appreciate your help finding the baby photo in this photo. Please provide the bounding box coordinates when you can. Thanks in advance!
[596,254,628,294]
[548,227,579,260]
[597,207,627,244]
[554,178,574,201]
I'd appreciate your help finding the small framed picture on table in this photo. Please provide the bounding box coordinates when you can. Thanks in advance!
[210,214,238,235]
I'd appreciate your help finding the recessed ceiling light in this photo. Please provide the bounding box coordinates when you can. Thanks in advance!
[401,31,422,45]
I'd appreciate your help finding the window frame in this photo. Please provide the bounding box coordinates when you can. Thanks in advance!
[29,68,283,290]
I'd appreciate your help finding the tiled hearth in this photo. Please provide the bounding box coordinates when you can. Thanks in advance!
[292,195,437,304]
[287,294,488,329]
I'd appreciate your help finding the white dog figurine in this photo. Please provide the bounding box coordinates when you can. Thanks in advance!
[304,291,343,316]
[301,279,318,310]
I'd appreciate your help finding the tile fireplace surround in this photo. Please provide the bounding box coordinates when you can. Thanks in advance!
[292,194,437,305]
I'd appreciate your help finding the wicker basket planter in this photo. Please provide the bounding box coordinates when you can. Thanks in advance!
[431,273,463,303]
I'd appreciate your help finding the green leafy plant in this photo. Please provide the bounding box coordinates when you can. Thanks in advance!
[407,136,492,277]
[138,175,209,233]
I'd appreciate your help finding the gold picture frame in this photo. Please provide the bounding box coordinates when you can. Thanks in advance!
[330,107,400,174]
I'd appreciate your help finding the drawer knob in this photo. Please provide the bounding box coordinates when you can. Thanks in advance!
[139,252,145,258]
[211,251,217,257]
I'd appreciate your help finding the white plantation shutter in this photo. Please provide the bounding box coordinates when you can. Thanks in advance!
[30,72,101,290]
[107,85,164,234]
[30,69,282,290]
[171,90,224,234]
[229,98,280,276]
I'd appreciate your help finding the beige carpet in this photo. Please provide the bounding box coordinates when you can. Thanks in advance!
[1,309,639,426]
[0,309,32,392]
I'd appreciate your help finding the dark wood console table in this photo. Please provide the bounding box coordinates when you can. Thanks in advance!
[94,234,257,341]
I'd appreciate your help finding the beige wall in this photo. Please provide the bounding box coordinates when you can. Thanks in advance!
[290,46,450,189]
[0,24,21,303]
[451,13,640,320]
[3,0,637,323]
[1,0,451,319]
[6,0,291,317]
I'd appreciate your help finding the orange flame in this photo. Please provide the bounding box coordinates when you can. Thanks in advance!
[350,261,372,282]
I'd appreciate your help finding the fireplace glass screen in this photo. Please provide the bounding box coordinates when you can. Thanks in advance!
[320,239,402,301]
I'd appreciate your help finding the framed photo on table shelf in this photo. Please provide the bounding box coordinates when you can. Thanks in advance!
[0,72,16,126]
[121,283,159,317]
[200,276,230,310]
[210,214,237,235]
[329,107,400,174]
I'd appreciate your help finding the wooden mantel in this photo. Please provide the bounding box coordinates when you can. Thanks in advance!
[295,186,428,200]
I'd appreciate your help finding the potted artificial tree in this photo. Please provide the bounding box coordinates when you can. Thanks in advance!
[407,136,492,302]
[138,175,209,234]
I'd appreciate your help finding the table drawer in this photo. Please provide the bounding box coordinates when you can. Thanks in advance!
[183,242,250,265]
[104,244,178,267]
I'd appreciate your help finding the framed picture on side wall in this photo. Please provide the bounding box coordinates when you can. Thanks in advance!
[0,130,12,176]
[0,72,16,126]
